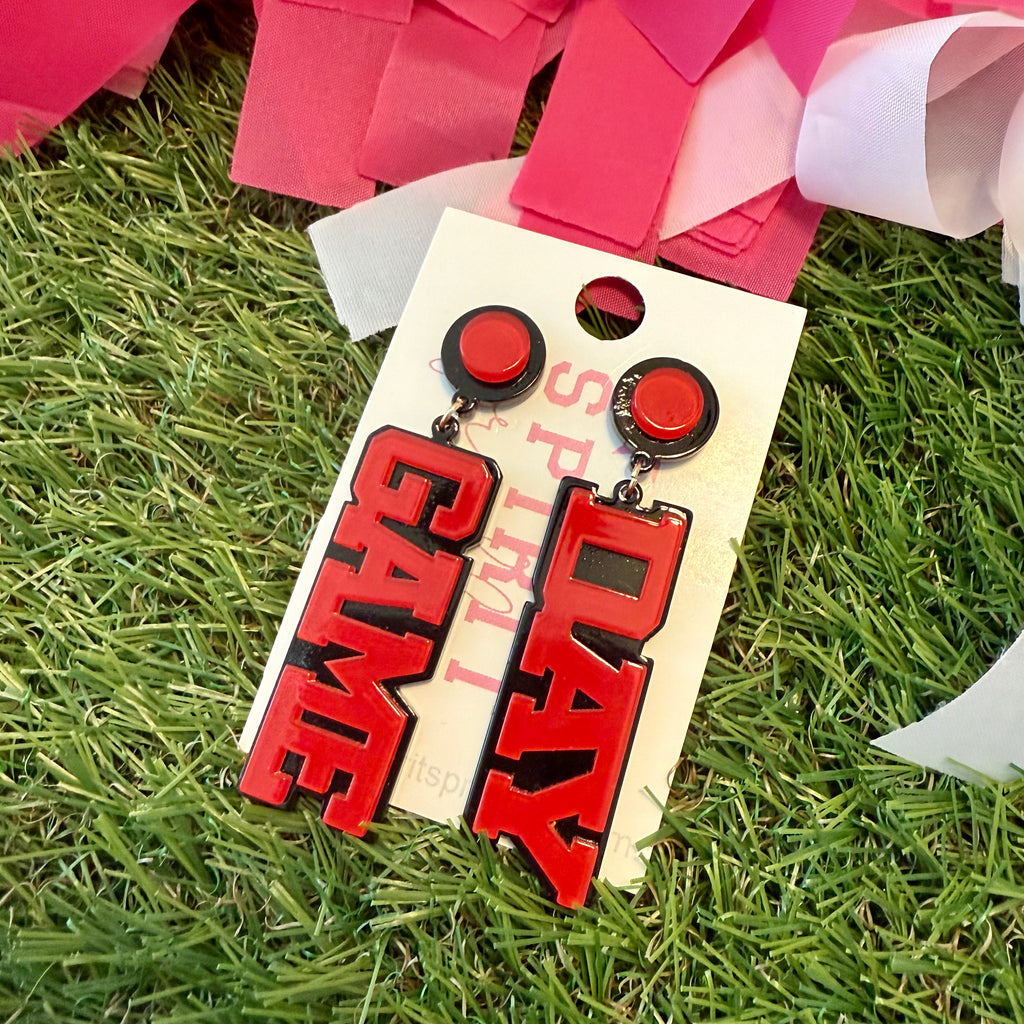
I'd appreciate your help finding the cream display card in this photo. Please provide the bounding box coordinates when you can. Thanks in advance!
[241,209,806,890]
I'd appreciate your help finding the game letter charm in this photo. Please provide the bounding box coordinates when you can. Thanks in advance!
[240,306,546,836]
[239,427,499,834]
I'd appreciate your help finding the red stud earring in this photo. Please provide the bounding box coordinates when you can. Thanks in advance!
[239,306,545,836]
[467,357,718,908]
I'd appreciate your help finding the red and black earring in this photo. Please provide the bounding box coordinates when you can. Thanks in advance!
[239,306,545,836]
[466,357,718,908]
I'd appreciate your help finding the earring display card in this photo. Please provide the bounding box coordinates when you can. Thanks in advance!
[240,209,805,891]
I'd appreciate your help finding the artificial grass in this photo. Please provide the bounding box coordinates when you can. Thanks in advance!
[2,3,1024,1021]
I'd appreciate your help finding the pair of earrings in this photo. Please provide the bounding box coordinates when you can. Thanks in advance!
[238,305,718,907]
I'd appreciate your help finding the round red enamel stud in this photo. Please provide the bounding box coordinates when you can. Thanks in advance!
[630,365,705,441]
[458,310,532,384]
[441,305,546,404]
[612,357,718,460]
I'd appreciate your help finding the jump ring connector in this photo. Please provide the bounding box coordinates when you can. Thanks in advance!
[616,451,655,506]
[614,478,644,506]
[630,451,655,475]
[431,393,477,443]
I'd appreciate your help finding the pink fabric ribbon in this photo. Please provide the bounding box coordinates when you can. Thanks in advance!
[103,22,177,100]
[614,0,857,94]
[533,3,575,71]
[0,0,194,151]
[613,0,755,82]
[662,39,803,238]
[659,180,825,302]
[435,0,527,38]
[508,0,572,22]
[518,205,662,317]
[512,0,696,247]
[357,1,544,187]
[231,0,397,207]
[758,0,860,93]
[796,11,1024,236]
[318,0,412,17]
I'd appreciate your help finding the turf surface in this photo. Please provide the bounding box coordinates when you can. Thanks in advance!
[2,4,1024,1021]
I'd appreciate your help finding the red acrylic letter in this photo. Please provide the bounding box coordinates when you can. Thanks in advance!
[241,426,498,835]
[470,479,688,907]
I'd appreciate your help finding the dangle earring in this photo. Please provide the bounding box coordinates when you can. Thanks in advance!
[466,356,718,908]
[239,306,546,836]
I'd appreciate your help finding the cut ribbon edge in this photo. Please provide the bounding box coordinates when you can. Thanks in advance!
[873,628,1024,785]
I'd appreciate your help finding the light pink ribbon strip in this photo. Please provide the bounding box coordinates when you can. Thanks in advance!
[662,39,803,238]
[103,21,177,100]
[796,12,1024,239]
[0,0,194,151]
[659,180,825,302]
[512,0,696,248]
[613,0,754,83]
[231,0,397,207]
[357,0,544,187]
[435,0,528,38]
[1000,91,1024,315]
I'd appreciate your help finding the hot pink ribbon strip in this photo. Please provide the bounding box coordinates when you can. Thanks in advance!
[519,173,666,321]
[512,0,696,248]
[613,0,755,83]
[358,1,544,187]
[620,0,857,96]
[231,0,397,207]
[0,0,194,151]
[518,207,659,317]
[885,0,953,15]
[659,179,825,302]
[517,209,659,261]
[508,0,572,22]
[312,0,413,20]
[436,0,527,38]
[533,1,575,72]
[759,0,859,94]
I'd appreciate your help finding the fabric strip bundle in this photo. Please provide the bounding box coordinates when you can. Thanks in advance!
[234,0,1024,337]
[9,1,1024,328]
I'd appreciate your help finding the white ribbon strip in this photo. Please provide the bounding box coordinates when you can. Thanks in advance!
[796,12,1024,238]
[308,157,523,341]
[662,39,803,238]
[999,89,1024,316]
[874,630,1024,784]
